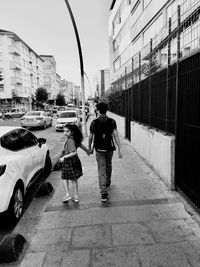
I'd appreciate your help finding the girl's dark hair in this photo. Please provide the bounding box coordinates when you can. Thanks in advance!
[64,124,83,147]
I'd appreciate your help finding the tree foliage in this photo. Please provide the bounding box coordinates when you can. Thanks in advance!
[56,93,66,106]
[35,87,48,103]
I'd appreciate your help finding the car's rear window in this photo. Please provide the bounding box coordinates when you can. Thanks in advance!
[58,112,76,118]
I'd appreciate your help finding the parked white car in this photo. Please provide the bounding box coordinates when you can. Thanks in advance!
[21,111,53,129]
[55,110,81,131]
[10,107,26,118]
[0,126,52,221]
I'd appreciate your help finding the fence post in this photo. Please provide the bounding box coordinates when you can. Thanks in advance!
[138,52,141,120]
[149,39,153,126]
[125,67,127,90]
[174,5,181,189]
[166,17,172,131]
[139,52,141,82]
[168,18,171,65]
[132,57,134,86]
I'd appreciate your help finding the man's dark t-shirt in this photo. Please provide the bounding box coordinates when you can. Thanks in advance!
[90,115,117,152]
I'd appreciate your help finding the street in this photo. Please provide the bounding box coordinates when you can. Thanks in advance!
[0,117,65,242]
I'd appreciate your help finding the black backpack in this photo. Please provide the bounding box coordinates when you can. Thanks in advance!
[93,118,116,152]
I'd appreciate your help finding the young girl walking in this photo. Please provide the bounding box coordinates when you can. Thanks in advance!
[59,124,90,203]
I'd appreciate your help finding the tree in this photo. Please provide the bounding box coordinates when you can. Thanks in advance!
[56,93,66,106]
[35,87,48,109]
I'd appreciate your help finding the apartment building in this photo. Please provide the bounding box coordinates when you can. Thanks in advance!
[0,29,44,111]
[93,69,111,98]
[109,0,200,85]
[40,55,57,104]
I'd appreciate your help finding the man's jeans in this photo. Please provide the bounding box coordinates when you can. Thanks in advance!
[96,151,114,194]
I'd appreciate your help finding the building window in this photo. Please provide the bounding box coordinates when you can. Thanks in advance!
[121,47,130,66]
[130,0,142,27]
[113,57,121,71]
[143,14,163,47]
[0,84,4,92]
[131,36,142,57]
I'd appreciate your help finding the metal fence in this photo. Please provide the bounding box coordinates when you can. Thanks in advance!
[108,0,200,138]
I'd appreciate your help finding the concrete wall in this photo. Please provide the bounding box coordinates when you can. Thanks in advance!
[131,122,175,189]
[107,111,125,138]
[108,111,175,189]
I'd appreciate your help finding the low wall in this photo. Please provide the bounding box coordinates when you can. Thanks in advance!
[131,122,175,189]
[107,111,125,138]
[108,111,175,189]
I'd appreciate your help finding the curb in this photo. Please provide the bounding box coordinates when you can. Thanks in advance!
[0,234,27,263]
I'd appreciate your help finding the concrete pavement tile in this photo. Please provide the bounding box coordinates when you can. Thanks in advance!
[56,209,93,228]
[91,246,140,267]
[157,203,191,219]
[29,228,72,252]
[136,243,191,267]
[112,222,155,246]
[13,216,41,244]
[37,209,93,229]
[108,190,136,201]
[43,249,90,267]
[134,187,175,200]
[123,205,162,222]
[36,211,60,230]
[72,224,112,248]
[148,219,196,243]
[19,252,46,267]
[92,206,128,224]
[129,178,167,189]
[185,217,200,237]
[178,240,200,267]
[60,249,90,267]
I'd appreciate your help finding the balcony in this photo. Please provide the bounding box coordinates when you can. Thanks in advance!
[11,77,23,85]
[10,61,21,70]
[9,45,21,55]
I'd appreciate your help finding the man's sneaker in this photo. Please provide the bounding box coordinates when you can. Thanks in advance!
[101,193,108,202]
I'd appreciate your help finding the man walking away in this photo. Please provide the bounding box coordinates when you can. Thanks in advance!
[88,102,123,202]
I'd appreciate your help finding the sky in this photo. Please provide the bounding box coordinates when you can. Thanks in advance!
[0,0,113,98]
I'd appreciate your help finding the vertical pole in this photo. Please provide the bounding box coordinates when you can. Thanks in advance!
[125,67,127,90]
[132,57,134,86]
[166,17,172,132]
[149,39,153,126]
[138,52,141,121]
[63,0,87,136]
[174,5,181,189]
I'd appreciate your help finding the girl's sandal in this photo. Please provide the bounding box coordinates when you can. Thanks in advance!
[72,196,80,203]
[63,196,71,202]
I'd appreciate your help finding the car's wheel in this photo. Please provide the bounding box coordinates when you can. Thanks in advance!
[8,185,24,222]
[43,151,52,175]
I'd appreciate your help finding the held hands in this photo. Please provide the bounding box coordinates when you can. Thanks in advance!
[59,157,64,163]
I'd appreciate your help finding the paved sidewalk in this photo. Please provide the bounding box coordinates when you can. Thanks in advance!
[7,117,200,266]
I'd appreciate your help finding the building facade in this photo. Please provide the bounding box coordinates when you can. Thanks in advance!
[40,55,57,104]
[0,29,44,111]
[93,69,111,98]
[109,0,200,86]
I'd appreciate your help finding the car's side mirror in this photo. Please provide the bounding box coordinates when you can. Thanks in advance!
[38,138,46,147]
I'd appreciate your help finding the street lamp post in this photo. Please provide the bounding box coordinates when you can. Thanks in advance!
[63,0,87,136]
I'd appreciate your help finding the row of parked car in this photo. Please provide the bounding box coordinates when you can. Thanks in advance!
[0,107,27,119]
